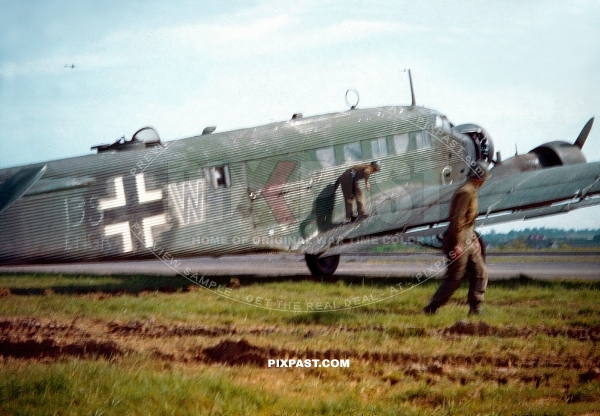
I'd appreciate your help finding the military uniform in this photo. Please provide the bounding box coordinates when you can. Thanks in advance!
[425,180,488,314]
[338,163,376,220]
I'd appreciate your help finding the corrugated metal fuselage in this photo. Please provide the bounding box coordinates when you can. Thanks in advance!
[0,105,475,263]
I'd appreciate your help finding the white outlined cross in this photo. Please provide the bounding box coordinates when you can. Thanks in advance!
[99,173,166,252]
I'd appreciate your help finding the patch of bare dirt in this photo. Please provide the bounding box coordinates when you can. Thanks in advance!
[1,317,598,380]
[0,338,122,359]
[579,368,600,383]
[107,319,395,338]
[0,317,90,339]
[201,339,269,366]
[0,318,122,360]
[106,319,292,338]
[442,320,600,341]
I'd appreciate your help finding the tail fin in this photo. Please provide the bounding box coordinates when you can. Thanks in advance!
[0,165,46,215]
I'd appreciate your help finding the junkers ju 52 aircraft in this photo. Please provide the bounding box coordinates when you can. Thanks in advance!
[1,73,599,276]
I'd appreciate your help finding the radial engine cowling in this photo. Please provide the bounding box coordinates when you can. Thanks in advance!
[491,117,594,177]
[454,124,495,163]
[529,141,586,167]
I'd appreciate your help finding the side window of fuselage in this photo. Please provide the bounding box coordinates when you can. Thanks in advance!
[343,141,362,162]
[393,133,409,154]
[371,137,388,158]
[316,146,335,168]
[206,165,231,189]
[415,131,431,149]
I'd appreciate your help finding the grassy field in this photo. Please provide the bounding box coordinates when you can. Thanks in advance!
[1,272,599,415]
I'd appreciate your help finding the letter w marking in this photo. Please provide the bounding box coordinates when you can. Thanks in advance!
[168,179,205,225]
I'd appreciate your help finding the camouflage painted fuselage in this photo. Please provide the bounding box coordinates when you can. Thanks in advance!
[1,104,599,264]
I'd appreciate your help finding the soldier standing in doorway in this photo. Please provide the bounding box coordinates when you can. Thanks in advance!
[337,161,381,222]
[424,161,491,315]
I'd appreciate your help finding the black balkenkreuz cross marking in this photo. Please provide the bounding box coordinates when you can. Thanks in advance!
[98,173,166,253]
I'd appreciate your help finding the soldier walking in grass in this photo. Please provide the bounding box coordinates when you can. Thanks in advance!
[424,161,491,315]
[336,161,380,222]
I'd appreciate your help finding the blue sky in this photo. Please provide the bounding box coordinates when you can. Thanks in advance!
[1,0,600,231]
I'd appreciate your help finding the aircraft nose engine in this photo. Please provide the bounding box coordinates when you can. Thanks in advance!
[454,124,494,163]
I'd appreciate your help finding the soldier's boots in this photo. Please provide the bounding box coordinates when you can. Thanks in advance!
[423,303,482,316]
[468,303,482,316]
[423,304,439,315]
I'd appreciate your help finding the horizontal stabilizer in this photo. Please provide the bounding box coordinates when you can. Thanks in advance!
[0,165,47,215]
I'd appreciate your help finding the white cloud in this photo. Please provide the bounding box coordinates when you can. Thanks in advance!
[93,16,426,66]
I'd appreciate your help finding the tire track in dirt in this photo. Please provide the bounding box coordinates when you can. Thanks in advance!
[107,318,600,342]
[0,339,122,360]
[0,318,123,360]
[188,338,596,371]
[1,317,599,371]
[442,320,600,342]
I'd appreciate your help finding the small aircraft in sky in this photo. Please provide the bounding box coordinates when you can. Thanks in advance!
[64,64,76,69]
[1,73,599,276]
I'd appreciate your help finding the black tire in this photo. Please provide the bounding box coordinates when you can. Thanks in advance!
[304,253,340,277]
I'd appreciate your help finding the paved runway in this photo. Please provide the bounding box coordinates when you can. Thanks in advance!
[1,252,599,280]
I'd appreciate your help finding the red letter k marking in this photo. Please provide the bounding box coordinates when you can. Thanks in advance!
[263,161,297,225]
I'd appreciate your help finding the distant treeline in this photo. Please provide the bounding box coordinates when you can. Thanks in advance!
[368,228,600,253]
[480,227,600,238]
[480,228,600,249]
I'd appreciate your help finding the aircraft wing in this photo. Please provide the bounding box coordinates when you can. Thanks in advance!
[303,161,600,255]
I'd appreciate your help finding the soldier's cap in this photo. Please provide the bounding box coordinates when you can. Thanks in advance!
[468,161,492,181]
[370,160,381,171]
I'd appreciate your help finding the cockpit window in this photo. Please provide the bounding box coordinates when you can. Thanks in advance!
[435,115,453,133]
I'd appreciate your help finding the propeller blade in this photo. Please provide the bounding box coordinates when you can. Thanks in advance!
[574,117,594,149]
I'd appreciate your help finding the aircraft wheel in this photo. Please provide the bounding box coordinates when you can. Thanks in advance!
[305,254,340,277]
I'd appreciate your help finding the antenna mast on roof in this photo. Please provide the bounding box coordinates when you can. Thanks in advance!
[404,68,416,107]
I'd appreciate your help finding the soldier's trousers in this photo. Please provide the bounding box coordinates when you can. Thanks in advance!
[339,172,366,219]
[425,242,488,313]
